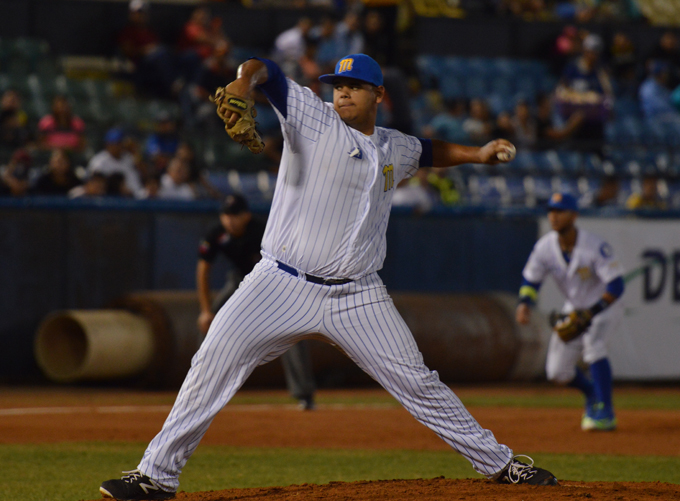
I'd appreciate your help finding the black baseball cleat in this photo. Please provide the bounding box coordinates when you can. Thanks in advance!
[100,469,175,500]
[495,456,558,486]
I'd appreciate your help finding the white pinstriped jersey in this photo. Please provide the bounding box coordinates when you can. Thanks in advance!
[522,229,624,310]
[260,78,422,280]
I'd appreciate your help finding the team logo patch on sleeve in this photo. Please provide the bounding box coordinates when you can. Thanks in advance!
[576,267,592,280]
[600,243,613,258]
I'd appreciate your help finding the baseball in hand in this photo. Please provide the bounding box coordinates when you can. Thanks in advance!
[496,144,516,162]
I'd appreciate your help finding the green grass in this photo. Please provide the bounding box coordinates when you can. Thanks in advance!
[1,443,678,501]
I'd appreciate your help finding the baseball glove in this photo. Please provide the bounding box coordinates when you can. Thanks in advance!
[549,310,593,342]
[210,87,265,154]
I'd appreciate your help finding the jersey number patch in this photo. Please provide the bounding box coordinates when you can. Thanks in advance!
[383,164,394,192]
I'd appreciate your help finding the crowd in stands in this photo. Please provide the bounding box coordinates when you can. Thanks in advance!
[1,0,679,212]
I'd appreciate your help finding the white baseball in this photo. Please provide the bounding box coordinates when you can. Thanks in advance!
[496,145,516,162]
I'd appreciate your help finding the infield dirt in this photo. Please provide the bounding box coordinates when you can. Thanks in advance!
[1,386,679,500]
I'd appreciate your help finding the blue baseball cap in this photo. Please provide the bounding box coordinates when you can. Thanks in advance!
[319,54,383,87]
[547,192,578,212]
[104,128,124,144]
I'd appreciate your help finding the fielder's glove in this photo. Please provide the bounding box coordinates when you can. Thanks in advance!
[549,310,593,342]
[210,87,265,154]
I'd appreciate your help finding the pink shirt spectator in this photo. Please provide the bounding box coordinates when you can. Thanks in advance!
[38,114,85,151]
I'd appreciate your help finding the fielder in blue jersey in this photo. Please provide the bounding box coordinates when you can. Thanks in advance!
[100,54,557,500]
[516,193,625,431]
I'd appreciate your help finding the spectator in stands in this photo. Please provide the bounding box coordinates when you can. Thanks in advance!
[510,99,537,149]
[626,174,666,210]
[463,98,494,144]
[333,12,364,62]
[535,93,585,150]
[639,61,680,124]
[0,89,31,149]
[554,34,612,153]
[550,25,582,75]
[273,17,313,69]
[140,173,161,199]
[87,128,144,198]
[579,175,620,208]
[310,16,338,71]
[68,172,108,199]
[158,157,196,200]
[31,148,81,196]
[177,7,227,62]
[421,98,467,143]
[647,31,680,89]
[494,110,515,141]
[181,39,238,130]
[145,111,180,175]
[117,0,182,98]
[363,10,394,67]
[175,141,222,199]
[0,149,32,197]
[609,32,638,98]
[37,95,86,153]
[392,167,437,214]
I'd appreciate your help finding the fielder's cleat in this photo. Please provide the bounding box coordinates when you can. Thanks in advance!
[581,414,617,431]
[100,469,175,500]
[582,402,617,431]
[496,455,558,486]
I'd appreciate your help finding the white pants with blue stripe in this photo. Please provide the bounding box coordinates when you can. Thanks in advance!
[138,258,513,490]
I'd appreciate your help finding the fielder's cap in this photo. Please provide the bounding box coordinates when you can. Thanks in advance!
[319,54,383,87]
[221,193,249,215]
[104,128,124,144]
[547,192,578,212]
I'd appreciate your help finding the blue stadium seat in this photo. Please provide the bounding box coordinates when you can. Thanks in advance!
[489,75,515,98]
[464,74,489,98]
[556,150,583,175]
[583,153,604,176]
[439,74,464,100]
[466,174,504,206]
[667,180,680,208]
[557,176,579,195]
[416,54,446,86]
[467,57,495,77]
[504,176,528,206]
[508,150,536,174]
[443,57,470,77]
[525,175,556,203]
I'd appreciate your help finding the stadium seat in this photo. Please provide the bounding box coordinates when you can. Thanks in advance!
[439,74,464,100]
[464,74,489,99]
[504,175,528,206]
[466,174,504,206]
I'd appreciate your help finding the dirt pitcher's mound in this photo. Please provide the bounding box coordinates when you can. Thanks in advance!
[103,478,680,501]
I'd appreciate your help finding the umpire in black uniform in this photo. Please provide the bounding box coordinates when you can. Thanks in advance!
[196,194,316,409]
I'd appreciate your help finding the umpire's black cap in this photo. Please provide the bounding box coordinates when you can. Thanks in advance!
[221,194,249,215]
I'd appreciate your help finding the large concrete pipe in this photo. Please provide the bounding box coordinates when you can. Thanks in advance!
[34,310,154,383]
[34,291,549,387]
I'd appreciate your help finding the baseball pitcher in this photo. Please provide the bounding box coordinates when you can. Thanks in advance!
[101,54,556,500]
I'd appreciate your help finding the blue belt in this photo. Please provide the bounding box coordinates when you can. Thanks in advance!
[276,261,353,286]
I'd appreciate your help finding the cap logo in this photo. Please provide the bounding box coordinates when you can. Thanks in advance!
[338,58,354,73]
[551,193,562,203]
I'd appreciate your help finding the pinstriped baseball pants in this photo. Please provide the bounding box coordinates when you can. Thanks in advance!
[138,258,513,491]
